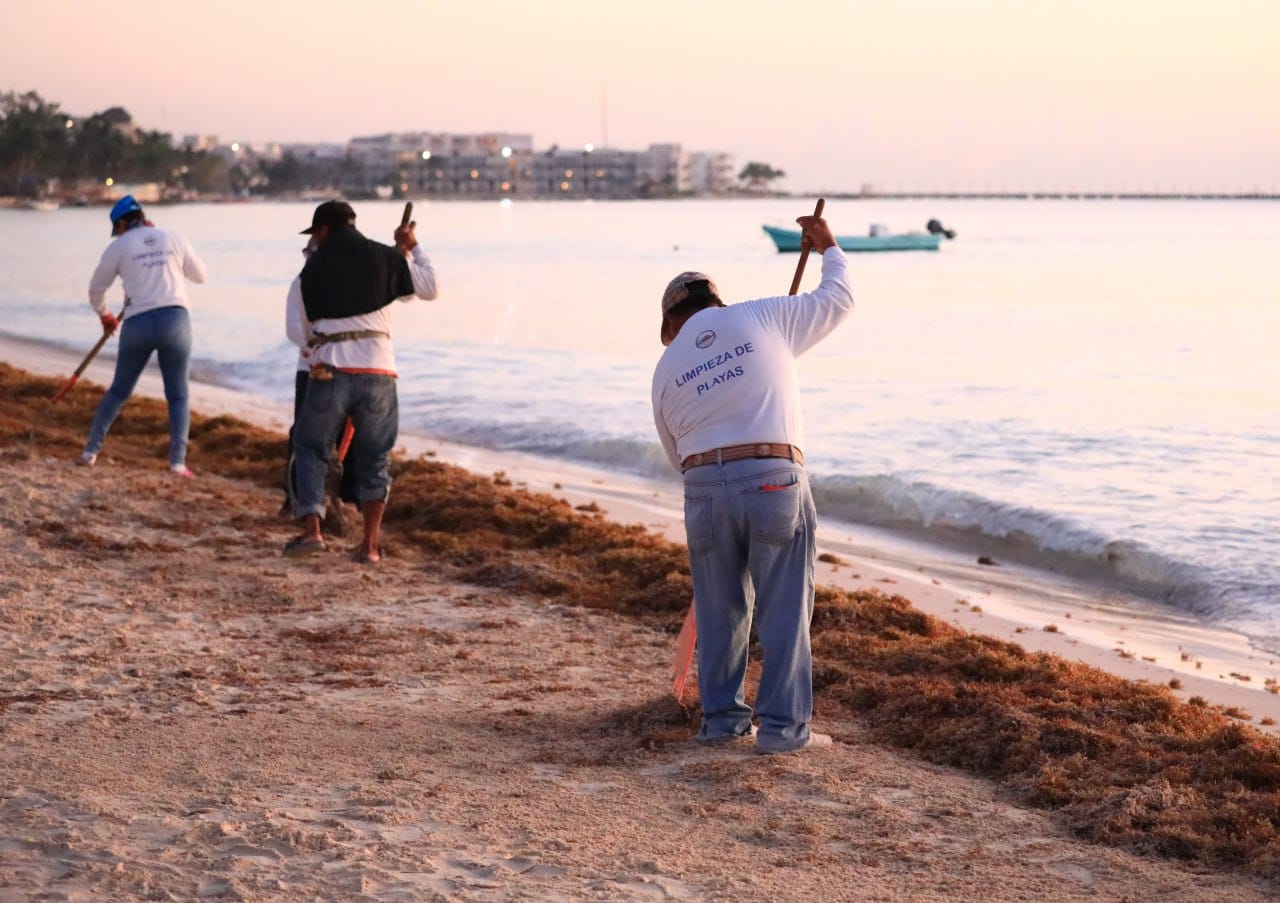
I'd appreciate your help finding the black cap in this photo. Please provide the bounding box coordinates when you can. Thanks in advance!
[301,200,356,235]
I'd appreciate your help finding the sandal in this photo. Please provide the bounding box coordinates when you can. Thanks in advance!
[283,535,327,558]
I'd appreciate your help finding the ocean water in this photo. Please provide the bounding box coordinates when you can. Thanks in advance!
[2,198,1277,647]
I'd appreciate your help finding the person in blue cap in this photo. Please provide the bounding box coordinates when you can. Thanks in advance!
[77,195,208,476]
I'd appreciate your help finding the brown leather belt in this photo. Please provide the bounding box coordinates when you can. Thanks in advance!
[680,443,803,473]
[308,329,390,348]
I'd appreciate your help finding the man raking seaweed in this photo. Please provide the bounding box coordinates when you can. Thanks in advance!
[652,199,852,755]
[284,200,439,564]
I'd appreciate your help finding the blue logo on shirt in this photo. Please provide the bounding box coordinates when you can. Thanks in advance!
[695,330,716,349]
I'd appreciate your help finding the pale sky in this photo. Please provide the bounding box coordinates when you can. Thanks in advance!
[3,0,1277,193]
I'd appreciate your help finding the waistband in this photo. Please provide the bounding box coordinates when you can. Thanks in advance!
[307,329,390,348]
[122,303,185,319]
[680,443,803,473]
[307,363,397,379]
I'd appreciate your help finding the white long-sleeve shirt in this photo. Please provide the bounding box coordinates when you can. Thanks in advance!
[286,244,438,376]
[651,247,853,470]
[88,225,206,318]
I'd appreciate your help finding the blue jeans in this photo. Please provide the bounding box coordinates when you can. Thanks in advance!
[84,306,192,467]
[293,370,398,518]
[285,370,362,507]
[683,457,818,751]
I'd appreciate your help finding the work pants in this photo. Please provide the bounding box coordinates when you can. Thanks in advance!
[292,370,397,519]
[682,457,817,752]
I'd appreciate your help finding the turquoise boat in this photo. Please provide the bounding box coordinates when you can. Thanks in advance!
[762,222,953,253]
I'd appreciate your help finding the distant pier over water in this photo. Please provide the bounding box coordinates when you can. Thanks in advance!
[822,190,1280,201]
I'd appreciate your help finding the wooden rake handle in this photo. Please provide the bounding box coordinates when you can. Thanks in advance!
[787,197,826,295]
[51,305,127,404]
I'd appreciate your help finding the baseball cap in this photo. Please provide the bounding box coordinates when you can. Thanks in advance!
[301,200,356,235]
[661,271,719,314]
[108,195,142,232]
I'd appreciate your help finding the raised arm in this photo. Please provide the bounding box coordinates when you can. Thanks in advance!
[747,246,854,357]
[394,221,438,301]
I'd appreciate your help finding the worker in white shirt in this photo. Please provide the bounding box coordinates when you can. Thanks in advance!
[651,213,852,754]
[78,194,207,477]
[284,200,438,564]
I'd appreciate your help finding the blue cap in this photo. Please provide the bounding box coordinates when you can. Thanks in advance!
[109,194,142,226]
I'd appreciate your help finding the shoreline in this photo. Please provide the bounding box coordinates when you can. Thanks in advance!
[6,330,1280,729]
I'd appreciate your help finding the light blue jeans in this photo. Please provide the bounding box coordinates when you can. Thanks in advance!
[682,457,818,751]
[292,370,398,518]
[83,306,192,467]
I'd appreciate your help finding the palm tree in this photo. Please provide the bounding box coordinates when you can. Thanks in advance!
[0,91,71,196]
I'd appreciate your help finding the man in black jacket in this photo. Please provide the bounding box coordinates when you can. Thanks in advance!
[283,201,438,563]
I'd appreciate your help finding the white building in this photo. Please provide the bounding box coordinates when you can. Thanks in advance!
[637,143,688,194]
[179,134,219,152]
[349,132,534,170]
[687,151,736,195]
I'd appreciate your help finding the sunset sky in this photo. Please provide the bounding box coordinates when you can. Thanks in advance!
[3,0,1277,193]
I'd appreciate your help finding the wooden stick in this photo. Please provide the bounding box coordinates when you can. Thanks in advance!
[50,303,127,404]
[787,197,826,295]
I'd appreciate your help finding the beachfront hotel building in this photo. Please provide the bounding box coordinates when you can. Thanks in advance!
[321,131,734,199]
[687,151,737,195]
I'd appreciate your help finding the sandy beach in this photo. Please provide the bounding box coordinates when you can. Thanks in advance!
[10,334,1280,729]
[3,336,1280,901]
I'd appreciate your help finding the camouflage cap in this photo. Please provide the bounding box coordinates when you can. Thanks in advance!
[661,272,720,313]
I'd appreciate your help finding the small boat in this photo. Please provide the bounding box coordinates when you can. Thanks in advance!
[22,199,60,212]
[763,219,955,253]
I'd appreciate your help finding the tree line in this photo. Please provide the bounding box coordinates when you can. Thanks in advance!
[0,91,229,199]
